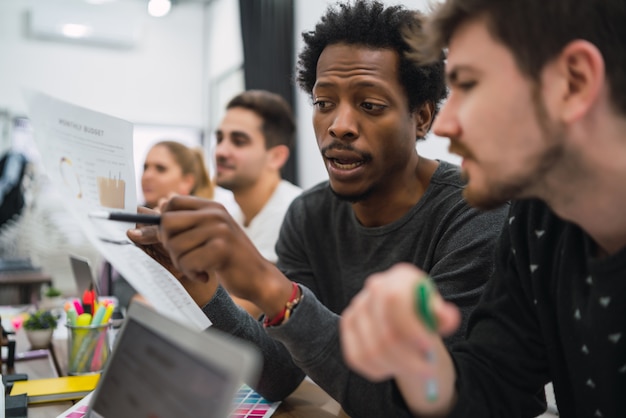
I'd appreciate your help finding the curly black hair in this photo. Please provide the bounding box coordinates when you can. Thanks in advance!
[296,0,447,114]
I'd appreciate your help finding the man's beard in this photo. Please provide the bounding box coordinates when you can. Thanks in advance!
[216,175,251,193]
[462,85,565,210]
[322,142,375,203]
[329,183,374,203]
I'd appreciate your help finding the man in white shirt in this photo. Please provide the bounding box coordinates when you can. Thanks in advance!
[215,91,302,316]
[215,90,302,263]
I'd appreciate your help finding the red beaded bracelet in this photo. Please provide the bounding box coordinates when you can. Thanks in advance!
[263,282,302,327]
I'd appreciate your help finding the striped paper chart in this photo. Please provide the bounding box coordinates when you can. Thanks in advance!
[231,385,280,418]
[57,385,280,418]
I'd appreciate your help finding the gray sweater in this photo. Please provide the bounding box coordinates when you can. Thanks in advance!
[203,161,508,417]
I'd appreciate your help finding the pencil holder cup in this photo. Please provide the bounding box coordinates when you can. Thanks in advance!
[66,322,111,375]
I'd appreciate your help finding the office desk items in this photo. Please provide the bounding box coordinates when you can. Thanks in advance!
[9,374,99,404]
[5,393,27,418]
[2,373,27,384]
[88,211,161,225]
[100,305,113,326]
[65,307,77,327]
[10,350,48,362]
[80,302,261,418]
[1,319,16,373]
[66,321,110,376]
[2,349,54,374]
[26,91,210,331]
[56,384,281,418]
[231,385,280,418]
[414,279,438,402]
[69,256,100,298]
[70,300,83,317]
[74,315,91,327]
[55,391,92,418]
[2,373,28,394]
[90,305,105,327]
[80,291,94,316]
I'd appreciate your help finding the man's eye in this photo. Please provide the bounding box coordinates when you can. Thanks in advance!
[361,102,386,112]
[457,81,476,91]
[313,100,331,110]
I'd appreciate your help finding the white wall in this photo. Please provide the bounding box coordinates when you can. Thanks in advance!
[0,0,206,127]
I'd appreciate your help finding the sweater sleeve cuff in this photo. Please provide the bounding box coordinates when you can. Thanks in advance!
[266,286,338,364]
[201,285,247,333]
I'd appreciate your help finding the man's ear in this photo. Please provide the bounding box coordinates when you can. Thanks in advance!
[268,145,290,170]
[550,40,605,123]
[414,101,435,139]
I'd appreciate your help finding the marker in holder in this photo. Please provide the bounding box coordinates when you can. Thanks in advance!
[66,322,111,375]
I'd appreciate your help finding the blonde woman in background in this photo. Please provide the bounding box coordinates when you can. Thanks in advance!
[141,140,214,208]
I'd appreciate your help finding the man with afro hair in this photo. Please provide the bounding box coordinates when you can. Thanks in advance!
[130,1,507,416]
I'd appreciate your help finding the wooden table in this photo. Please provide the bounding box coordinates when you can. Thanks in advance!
[9,324,349,418]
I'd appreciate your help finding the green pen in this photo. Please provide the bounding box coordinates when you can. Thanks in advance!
[414,279,438,402]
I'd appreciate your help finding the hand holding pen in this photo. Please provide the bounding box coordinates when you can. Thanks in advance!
[93,204,205,304]
[133,195,258,307]
[90,206,179,277]
[92,204,210,305]
[89,210,161,225]
[92,196,267,309]
[340,263,461,415]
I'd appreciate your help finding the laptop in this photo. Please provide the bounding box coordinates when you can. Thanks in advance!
[69,255,101,296]
[83,301,262,418]
[69,255,126,327]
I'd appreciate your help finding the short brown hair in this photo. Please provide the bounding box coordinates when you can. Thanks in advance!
[407,0,626,115]
[226,90,295,150]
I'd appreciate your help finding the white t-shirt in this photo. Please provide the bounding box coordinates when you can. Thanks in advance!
[233,180,302,263]
[212,186,241,216]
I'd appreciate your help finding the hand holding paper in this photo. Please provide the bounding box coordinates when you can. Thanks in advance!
[26,90,210,330]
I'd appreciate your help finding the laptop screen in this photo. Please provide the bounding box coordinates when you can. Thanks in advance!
[69,255,100,296]
[90,320,231,417]
[87,302,261,418]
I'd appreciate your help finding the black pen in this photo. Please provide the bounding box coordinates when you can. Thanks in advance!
[88,211,161,225]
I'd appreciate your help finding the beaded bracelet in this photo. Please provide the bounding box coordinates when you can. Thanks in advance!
[263,282,302,327]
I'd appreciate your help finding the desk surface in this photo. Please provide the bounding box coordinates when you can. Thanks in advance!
[10,325,349,418]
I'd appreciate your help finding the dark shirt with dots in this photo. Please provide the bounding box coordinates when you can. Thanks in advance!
[449,199,626,418]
